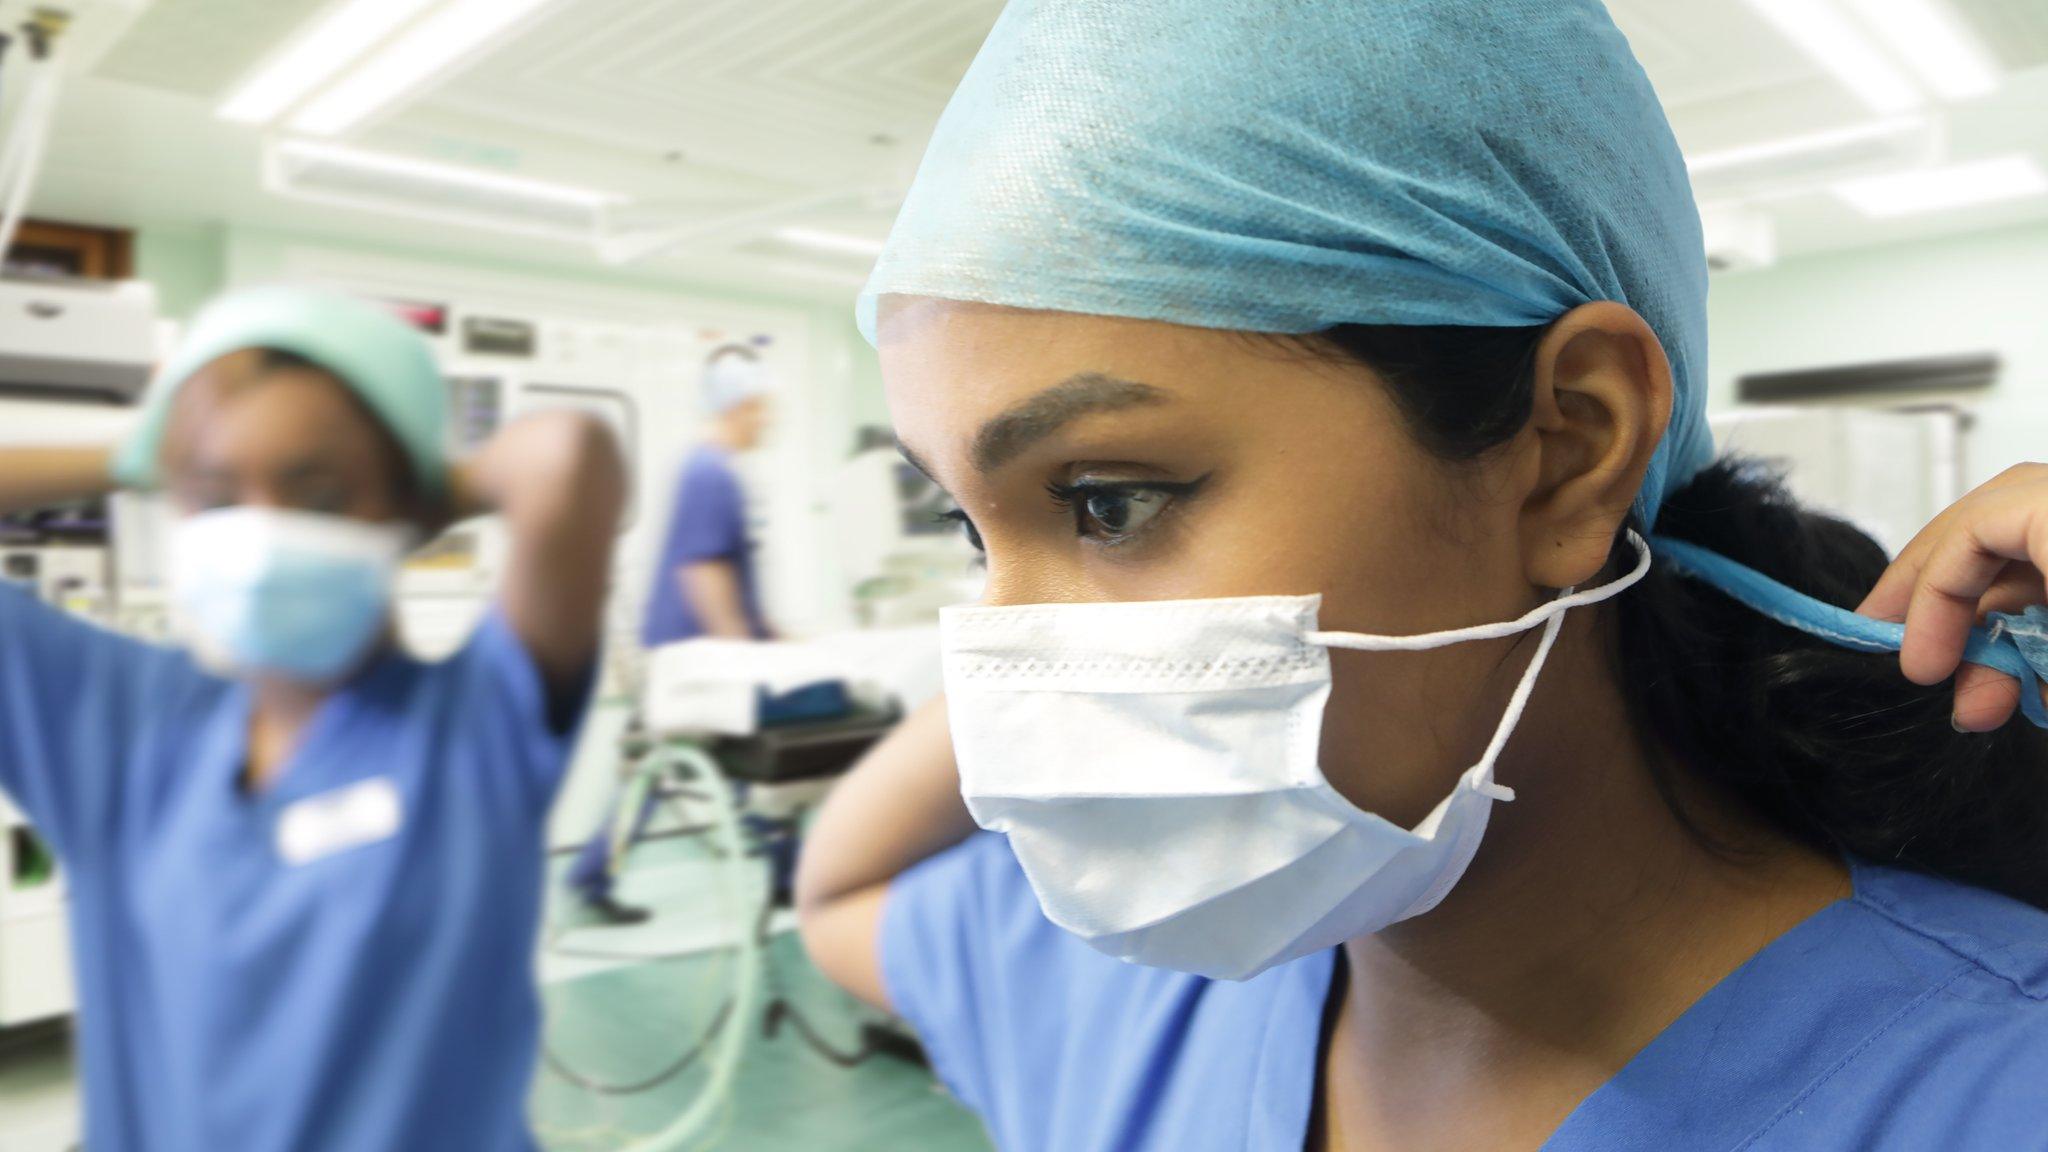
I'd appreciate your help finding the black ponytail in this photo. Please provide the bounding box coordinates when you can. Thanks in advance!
[1297,323,2048,908]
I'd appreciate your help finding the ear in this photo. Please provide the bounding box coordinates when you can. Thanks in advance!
[1518,302,1672,588]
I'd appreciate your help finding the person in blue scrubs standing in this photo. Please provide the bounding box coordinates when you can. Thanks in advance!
[640,344,773,650]
[795,3,2048,1150]
[0,286,626,1152]
[562,343,774,924]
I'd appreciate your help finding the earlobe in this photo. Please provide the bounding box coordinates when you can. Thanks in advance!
[1519,302,1673,588]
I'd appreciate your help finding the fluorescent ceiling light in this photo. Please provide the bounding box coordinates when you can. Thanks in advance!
[773,227,886,258]
[1839,0,2000,100]
[1686,117,1925,175]
[1834,154,2048,217]
[1739,0,1924,113]
[218,0,440,124]
[290,0,557,135]
[273,138,621,207]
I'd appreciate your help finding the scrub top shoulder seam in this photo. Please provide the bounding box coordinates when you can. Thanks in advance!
[1849,885,2048,1002]
[1729,963,1975,1152]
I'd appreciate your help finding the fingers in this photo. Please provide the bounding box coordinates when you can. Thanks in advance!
[1897,489,2048,685]
[1952,663,2021,732]
[1859,511,1951,624]
[1859,464,2047,624]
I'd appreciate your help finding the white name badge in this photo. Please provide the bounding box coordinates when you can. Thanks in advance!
[275,777,404,866]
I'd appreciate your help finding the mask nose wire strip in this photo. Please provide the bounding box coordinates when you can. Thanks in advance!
[1305,529,1653,653]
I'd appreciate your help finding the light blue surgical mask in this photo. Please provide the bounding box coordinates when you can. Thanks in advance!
[168,507,412,683]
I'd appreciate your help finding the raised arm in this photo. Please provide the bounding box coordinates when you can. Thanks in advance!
[0,442,179,855]
[450,412,628,706]
[0,445,117,516]
[794,693,980,1009]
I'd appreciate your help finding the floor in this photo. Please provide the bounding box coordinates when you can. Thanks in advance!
[0,832,992,1152]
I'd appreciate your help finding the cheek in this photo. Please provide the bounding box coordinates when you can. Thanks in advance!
[1317,647,1501,826]
[1253,439,1540,826]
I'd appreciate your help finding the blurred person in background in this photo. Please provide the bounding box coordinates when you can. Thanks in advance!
[0,286,625,1152]
[563,343,774,925]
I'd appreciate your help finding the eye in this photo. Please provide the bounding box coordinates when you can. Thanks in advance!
[281,478,354,515]
[1078,487,1168,537]
[1048,476,1205,545]
[303,489,351,515]
[938,508,984,552]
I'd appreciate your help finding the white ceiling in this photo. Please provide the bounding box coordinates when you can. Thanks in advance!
[9,0,2048,301]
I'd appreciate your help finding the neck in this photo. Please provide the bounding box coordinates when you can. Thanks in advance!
[1322,612,1849,1151]
[706,421,748,453]
[245,677,329,792]
[240,628,392,792]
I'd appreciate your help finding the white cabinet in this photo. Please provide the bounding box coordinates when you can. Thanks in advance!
[0,795,74,1028]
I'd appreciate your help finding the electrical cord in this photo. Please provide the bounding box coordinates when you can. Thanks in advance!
[540,812,894,1097]
[539,745,761,1113]
[542,998,736,1097]
[535,744,924,1152]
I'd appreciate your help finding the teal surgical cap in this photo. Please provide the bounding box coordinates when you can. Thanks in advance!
[118,286,449,494]
[857,0,1714,524]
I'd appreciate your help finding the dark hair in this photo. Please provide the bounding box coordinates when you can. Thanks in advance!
[1306,323,2048,908]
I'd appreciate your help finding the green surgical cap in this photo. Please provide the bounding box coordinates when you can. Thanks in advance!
[117,285,449,494]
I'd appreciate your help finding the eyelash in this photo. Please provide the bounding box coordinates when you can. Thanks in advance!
[937,475,1208,556]
[937,508,984,554]
[1046,477,1206,546]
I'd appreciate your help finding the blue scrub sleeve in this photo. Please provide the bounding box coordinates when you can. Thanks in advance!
[460,608,596,808]
[881,832,1080,1121]
[0,582,201,857]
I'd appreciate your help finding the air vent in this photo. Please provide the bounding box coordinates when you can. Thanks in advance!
[90,0,334,97]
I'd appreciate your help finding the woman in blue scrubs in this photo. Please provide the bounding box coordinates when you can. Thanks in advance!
[0,287,625,1151]
[795,2,2048,1149]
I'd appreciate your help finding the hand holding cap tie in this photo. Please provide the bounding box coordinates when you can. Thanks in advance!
[1857,463,2048,732]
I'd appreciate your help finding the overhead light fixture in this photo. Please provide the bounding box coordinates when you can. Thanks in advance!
[772,227,887,259]
[290,0,558,135]
[217,0,440,124]
[1686,117,1927,176]
[1839,0,2000,100]
[1834,154,2048,217]
[1739,0,1924,113]
[272,139,621,207]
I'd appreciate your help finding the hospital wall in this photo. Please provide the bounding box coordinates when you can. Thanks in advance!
[1706,218,2048,487]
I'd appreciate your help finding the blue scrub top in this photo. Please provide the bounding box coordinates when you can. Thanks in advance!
[884,833,2048,1151]
[641,444,767,647]
[0,582,589,1152]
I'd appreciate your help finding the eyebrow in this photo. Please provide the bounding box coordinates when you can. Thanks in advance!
[275,459,345,483]
[970,373,1168,474]
[180,458,344,486]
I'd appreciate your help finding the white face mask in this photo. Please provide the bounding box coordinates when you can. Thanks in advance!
[939,531,1652,981]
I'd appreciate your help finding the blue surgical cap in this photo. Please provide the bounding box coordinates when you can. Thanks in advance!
[858,0,1714,524]
[703,350,771,416]
[117,286,450,494]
